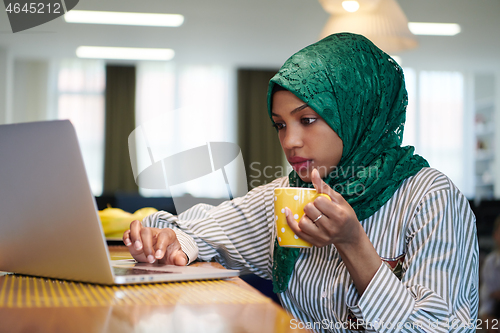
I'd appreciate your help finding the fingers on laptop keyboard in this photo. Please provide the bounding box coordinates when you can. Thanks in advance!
[124,222,184,265]
[124,220,149,261]
[154,229,180,264]
[128,220,144,251]
[140,227,158,263]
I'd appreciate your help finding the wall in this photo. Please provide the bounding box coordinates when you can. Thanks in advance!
[0,48,13,124]
[10,59,59,124]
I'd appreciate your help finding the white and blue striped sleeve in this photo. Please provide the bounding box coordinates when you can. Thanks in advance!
[141,177,288,278]
[346,180,479,332]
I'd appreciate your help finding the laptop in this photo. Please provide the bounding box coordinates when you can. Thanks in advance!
[0,120,239,284]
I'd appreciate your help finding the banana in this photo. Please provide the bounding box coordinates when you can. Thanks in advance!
[132,207,159,220]
[98,206,158,237]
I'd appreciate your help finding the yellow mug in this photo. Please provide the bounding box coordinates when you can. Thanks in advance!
[273,188,330,248]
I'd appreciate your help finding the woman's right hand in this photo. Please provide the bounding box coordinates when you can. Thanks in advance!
[123,220,188,266]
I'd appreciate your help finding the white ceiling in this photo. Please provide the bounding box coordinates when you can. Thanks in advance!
[0,0,499,69]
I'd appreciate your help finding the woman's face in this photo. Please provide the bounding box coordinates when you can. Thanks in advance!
[271,90,343,183]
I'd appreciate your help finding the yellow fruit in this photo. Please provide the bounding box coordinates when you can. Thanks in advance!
[132,207,158,220]
[105,231,129,239]
[98,206,158,237]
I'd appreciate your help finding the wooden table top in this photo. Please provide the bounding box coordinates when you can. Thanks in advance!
[0,246,305,333]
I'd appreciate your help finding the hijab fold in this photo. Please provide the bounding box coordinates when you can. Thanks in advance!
[267,33,429,293]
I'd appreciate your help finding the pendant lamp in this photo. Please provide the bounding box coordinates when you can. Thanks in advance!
[319,0,418,54]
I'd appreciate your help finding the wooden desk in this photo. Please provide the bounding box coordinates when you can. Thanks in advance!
[0,246,305,333]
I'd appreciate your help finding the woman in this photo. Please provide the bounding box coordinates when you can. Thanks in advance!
[124,33,478,332]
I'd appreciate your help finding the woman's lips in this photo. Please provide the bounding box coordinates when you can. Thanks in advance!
[288,157,312,171]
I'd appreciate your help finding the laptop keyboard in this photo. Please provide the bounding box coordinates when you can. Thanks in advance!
[113,267,174,276]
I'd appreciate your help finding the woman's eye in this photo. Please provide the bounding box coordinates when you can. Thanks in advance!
[272,123,285,130]
[301,118,317,125]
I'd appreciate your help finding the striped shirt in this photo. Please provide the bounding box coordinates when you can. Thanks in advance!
[143,168,479,332]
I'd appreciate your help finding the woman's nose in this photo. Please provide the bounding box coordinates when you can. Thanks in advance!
[281,126,303,150]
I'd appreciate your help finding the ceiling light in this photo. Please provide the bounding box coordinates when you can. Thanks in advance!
[320,0,417,54]
[408,22,461,36]
[76,46,175,61]
[65,10,184,27]
[342,1,360,12]
[320,0,381,14]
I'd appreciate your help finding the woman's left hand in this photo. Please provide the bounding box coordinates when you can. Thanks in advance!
[285,168,363,248]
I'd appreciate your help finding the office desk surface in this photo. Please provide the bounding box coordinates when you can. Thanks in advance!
[0,246,305,333]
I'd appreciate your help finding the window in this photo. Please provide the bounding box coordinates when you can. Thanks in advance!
[57,59,106,195]
[57,60,235,198]
[402,69,470,197]
[135,63,235,198]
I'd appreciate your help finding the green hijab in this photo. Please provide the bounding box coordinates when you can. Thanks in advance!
[267,33,429,293]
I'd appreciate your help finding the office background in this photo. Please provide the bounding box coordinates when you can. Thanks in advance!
[0,0,499,250]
